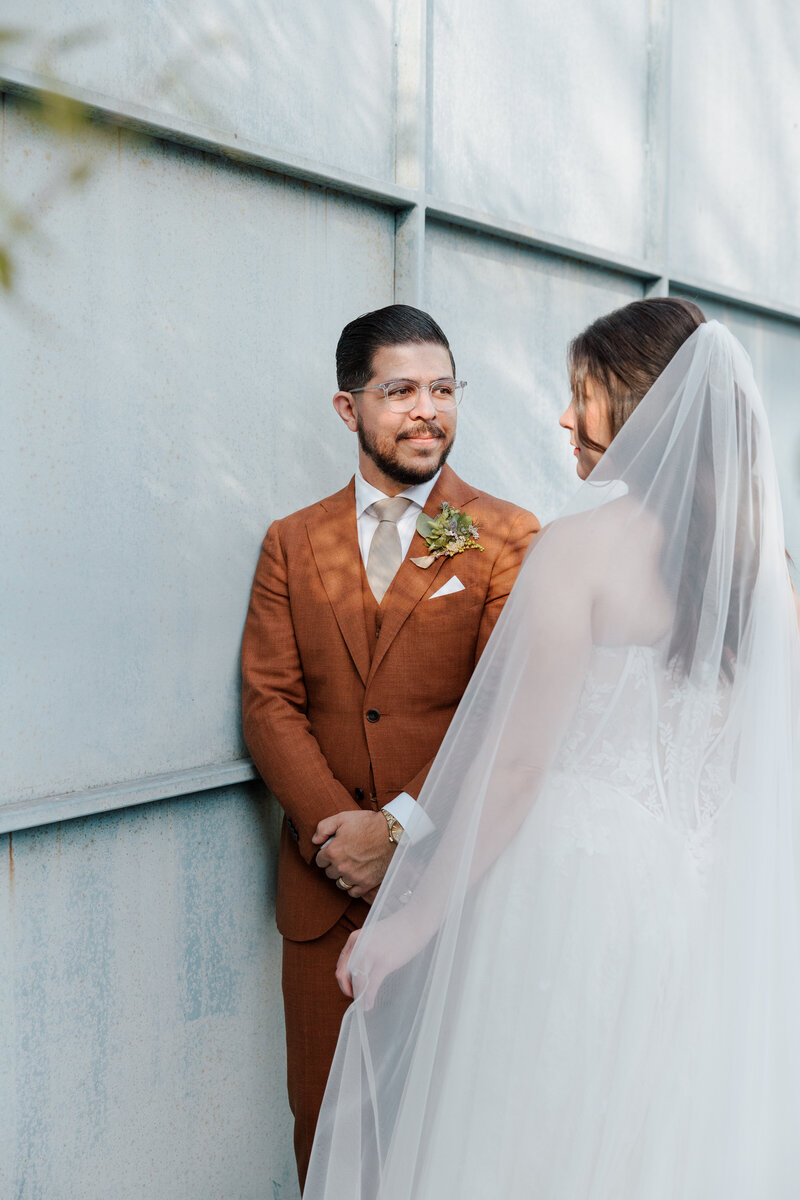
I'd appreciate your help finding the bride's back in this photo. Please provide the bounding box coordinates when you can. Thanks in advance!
[556,496,674,650]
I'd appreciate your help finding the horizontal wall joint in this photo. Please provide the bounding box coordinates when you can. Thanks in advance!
[0,760,262,835]
[1,68,797,325]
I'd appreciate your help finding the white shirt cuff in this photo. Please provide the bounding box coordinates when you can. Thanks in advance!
[384,793,436,843]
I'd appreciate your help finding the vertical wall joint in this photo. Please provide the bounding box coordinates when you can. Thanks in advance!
[393,0,427,305]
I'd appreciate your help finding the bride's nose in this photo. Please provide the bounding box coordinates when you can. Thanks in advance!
[559,401,574,430]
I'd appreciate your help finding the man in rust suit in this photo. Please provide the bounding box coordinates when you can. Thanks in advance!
[241,304,539,1187]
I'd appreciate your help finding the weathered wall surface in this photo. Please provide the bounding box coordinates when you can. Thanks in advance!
[1,1,798,1196]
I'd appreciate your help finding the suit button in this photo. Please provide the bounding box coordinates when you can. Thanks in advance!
[354,787,364,802]
[366,709,380,723]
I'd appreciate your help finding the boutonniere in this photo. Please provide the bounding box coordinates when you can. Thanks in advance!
[411,502,484,568]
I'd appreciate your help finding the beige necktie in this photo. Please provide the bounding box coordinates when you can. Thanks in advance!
[365,497,413,603]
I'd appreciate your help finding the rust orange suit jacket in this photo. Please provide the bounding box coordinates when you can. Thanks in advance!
[241,464,539,942]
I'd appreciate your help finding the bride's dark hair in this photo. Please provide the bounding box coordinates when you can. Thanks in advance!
[568,297,706,453]
[569,297,760,680]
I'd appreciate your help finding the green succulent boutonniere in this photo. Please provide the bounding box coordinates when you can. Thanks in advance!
[411,502,484,568]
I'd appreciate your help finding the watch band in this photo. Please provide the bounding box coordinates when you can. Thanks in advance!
[382,809,404,844]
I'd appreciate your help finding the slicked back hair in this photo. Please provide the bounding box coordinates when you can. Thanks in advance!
[336,304,456,391]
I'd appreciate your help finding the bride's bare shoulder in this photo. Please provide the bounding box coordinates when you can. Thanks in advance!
[523,499,669,642]
[534,497,660,567]
[530,499,668,637]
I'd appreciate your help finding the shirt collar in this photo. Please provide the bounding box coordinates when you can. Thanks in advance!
[354,467,441,518]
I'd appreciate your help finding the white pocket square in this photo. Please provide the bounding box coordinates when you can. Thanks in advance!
[429,576,465,600]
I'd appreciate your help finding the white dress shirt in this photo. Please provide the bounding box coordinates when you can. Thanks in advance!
[354,468,440,564]
[355,468,439,843]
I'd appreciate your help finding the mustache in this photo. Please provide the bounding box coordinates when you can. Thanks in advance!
[397,421,446,440]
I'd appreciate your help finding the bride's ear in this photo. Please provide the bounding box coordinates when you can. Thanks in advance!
[333,391,359,432]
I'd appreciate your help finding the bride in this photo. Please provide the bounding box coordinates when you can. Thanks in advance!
[303,299,800,1199]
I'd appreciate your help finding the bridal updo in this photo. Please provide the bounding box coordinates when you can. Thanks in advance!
[568,297,706,453]
[569,296,766,680]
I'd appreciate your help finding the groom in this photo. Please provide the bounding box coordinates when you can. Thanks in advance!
[241,304,539,1187]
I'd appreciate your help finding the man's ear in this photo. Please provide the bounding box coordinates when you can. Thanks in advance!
[333,391,359,432]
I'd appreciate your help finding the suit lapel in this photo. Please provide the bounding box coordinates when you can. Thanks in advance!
[306,479,371,687]
[368,464,480,682]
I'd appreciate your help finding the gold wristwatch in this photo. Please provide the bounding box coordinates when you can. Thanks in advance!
[382,810,404,844]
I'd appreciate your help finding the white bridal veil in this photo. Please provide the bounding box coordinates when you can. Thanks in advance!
[305,322,800,1199]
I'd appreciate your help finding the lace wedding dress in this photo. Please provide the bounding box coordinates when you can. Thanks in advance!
[305,325,800,1199]
[386,645,733,1199]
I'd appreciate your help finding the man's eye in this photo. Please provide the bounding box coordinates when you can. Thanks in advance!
[388,385,414,398]
[433,384,455,397]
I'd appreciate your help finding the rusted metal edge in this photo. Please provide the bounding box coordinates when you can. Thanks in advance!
[0,759,261,835]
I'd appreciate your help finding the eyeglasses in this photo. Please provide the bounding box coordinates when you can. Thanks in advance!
[348,378,467,413]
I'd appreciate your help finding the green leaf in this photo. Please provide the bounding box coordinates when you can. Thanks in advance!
[39,90,91,136]
[416,512,436,538]
[69,162,92,186]
[0,247,13,291]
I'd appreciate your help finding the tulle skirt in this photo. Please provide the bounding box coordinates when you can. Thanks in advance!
[311,772,800,1199]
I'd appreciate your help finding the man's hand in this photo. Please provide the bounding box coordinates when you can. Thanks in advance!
[312,810,395,899]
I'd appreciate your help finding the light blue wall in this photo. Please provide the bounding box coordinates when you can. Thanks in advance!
[0,787,293,1200]
[2,105,395,804]
[1,1,799,1196]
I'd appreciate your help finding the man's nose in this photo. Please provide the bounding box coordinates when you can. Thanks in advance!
[409,385,438,420]
[559,404,573,429]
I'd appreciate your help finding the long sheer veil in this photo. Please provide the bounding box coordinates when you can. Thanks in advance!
[305,322,800,1198]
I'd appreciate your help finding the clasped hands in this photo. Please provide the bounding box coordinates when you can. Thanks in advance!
[312,809,396,903]
[314,809,433,1003]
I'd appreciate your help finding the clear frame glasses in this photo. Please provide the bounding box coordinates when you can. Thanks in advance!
[348,378,467,413]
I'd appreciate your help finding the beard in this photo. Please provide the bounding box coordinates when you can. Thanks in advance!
[356,417,454,486]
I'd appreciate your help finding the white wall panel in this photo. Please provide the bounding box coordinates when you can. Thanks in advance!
[1,4,799,1196]
[425,221,644,524]
[1,102,394,806]
[0,786,299,1200]
[672,292,800,562]
[0,0,397,181]
[429,0,652,260]
[669,0,800,304]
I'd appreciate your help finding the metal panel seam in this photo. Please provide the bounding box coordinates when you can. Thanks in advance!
[0,760,261,835]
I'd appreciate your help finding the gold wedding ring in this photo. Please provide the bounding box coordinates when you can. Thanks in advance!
[336,876,354,891]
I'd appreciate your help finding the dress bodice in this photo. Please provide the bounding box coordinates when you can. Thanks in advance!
[555,644,731,837]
